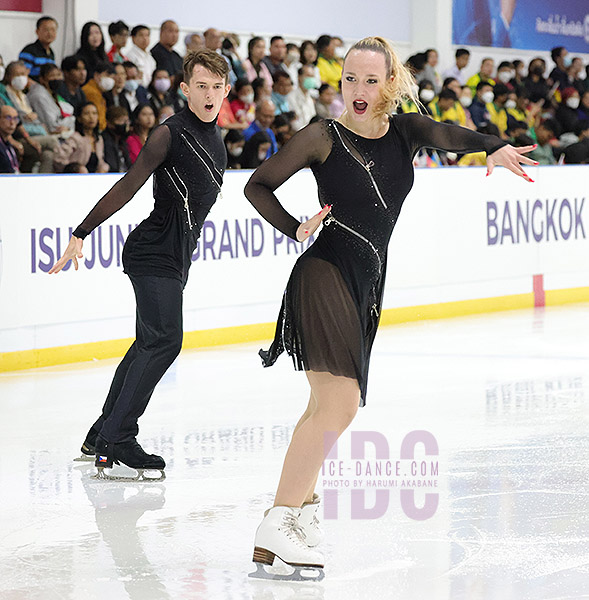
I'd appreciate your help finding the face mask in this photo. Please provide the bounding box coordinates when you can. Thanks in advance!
[563,55,573,68]
[531,66,544,77]
[48,79,62,92]
[154,78,171,93]
[566,97,580,109]
[124,79,139,92]
[11,75,28,91]
[420,89,435,102]
[99,76,115,92]
[0,66,5,81]
[335,47,345,59]
[505,99,516,109]
[460,95,472,107]
[113,123,128,136]
[303,77,318,91]
[481,91,494,104]
[257,150,267,161]
[288,52,299,62]
[498,71,511,83]
[240,92,254,104]
[228,145,243,157]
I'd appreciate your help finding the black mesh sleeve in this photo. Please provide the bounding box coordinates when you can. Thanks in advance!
[244,121,333,240]
[72,125,171,239]
[395,113,507,158]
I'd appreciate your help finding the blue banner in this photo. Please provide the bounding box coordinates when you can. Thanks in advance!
[452,0,589,52]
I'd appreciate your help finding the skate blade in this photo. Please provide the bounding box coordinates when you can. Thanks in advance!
[92,467,166,482]
[73,454,95,462]
[248,561,325,582]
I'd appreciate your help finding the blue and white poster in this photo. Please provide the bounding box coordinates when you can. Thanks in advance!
[452,0,589,52]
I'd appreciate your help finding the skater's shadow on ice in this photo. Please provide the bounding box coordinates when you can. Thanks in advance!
[76,464,171,599]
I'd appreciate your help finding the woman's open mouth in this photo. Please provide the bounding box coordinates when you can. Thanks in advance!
[353,100,368,114]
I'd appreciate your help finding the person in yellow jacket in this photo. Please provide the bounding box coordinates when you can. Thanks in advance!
[485,83,510,139]
[316,35,342,91]
[507,87,543,130]
[467,57,495,95]
[81,61,115,131]
[428,89,461,123]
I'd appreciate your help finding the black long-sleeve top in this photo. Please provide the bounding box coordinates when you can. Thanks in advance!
[73,107,226,282]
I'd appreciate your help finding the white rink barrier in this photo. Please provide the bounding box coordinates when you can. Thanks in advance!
[0,164,587,370]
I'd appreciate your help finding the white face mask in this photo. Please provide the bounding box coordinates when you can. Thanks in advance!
[481,91,494,104]
[241,92,254,104]
[460,95,472,107]
[257,150,267,161]
[335,46,346,59]
[11,75,28,91]
[566,97,580,109]
[498,71,511,83]
[505,99,516,109]
[99,76,115,92]
[229,145,243,157]
[0,66,5,82]
[420,89,435,102]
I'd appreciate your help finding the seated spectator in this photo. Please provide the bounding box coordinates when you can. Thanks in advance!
[58,55,87,112]
[81,61,115,130]
[332,36,346,64]
[151,20,182,76]
[399,80,431,114]
[408,52,427,84]
[107,21,129,63]
[0,105,21,173]
[271,113,293,148]
[578,91,589,121]
[185,33,204,53]
[429,88,459,123]
[252,77,272,103]
[506,120,529,141]
[27,63,75,135]
[507,87,539,130]
[157,104,174,124]
[122,61,149,112]
[555,87,581,134]
[218,96,247,131]
[224,128,245,169]
[147,69,174,117]
[3,60,57,172]
[243,37,273,89]
[63,162,88,173]
[126,25,157,88]
[422,48,442,93]
[271,71,293,115]
[563,120,589,164]
[77,22,109,83]
[549,47,572,92]
[486,83,510,138]
[529,119,561,165]
[316,35,342,91]
[243,99,277,158]
[262,36,287,79]
[221,34,246,80]
[230,78,255,124]
[458,85,473,108]
[523,57,550,103]
[299,40,321,91]
[495,61,515,89]
[442,48,470,86]
[19,16,57,80]
[470,81,494,127]
[570,57,585,96]
[439,77,472,127]
[204,28,236,85]
[288,65,317,131]
[315,83,336,119]
[126,103,155,163]
[54,101,108,172]
[466,58,495,95]
[101,105,130,172]
[104,63,131,114]
[284,43,301,89]
[241,130,272,168]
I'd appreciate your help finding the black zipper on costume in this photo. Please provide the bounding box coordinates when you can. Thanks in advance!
[180,130,224,198]
[332,122,388,210]
[164,166,193,230]
[323,213,382,276]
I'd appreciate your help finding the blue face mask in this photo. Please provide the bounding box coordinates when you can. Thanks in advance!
[124,79,139,93]
[563,55,573,68]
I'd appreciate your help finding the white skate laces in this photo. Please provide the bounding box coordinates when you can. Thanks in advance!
[298,494,324,547]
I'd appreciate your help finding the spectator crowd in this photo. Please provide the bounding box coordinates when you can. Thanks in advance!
[1,14,589,175]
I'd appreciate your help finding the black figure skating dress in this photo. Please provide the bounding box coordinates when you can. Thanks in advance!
[245,114,506,406]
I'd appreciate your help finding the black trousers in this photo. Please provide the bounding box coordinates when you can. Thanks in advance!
[92,275,184,443]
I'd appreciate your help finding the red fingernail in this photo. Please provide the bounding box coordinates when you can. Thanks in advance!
[532,144,537,148]
[486,171,489,177]
[528,178,534,183]
[304,230,309,234]
[534,161,539,165]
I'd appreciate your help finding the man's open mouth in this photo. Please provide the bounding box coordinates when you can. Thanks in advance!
[205,103,214,111]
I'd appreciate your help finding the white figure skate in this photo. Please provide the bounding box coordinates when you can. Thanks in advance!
[249,506,325,582]
[299,493,324,547]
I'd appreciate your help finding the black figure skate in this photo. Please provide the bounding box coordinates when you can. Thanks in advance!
[73,426,100,462]
[93,435,166,482]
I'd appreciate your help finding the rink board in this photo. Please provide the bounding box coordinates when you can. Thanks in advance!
[0,165,587,370]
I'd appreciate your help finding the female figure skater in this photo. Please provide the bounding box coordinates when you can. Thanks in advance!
[49,49,231,481]
[244,37,537,580]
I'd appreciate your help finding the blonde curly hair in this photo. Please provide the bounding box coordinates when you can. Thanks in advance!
[344,36,418,115]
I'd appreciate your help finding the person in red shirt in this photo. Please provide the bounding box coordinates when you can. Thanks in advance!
[230,78,255,125]
[107,21,129,64]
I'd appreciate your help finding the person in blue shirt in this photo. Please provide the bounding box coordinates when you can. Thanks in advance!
[19,16,57,81]
[243,99,278,158]
[271,71,293,115]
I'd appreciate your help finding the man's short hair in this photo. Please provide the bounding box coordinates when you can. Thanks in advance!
[95,61,115,75]
[272,71,291,84]
[540,118,561,137]
[439,89,457,101]
[131,25,149,37]
[493,83,510,97]
[476,80,493,91]
[61,55,85,72]
[106,105,129,123]
[108,21,129,37]
[455,48,470,59]
[481,57,494,65]
[551,47,565,62]
[183,48,229,84]
[122,60,138,70]
[270,36,284,45]
[37,16,57,29]
[316,35,332,52]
